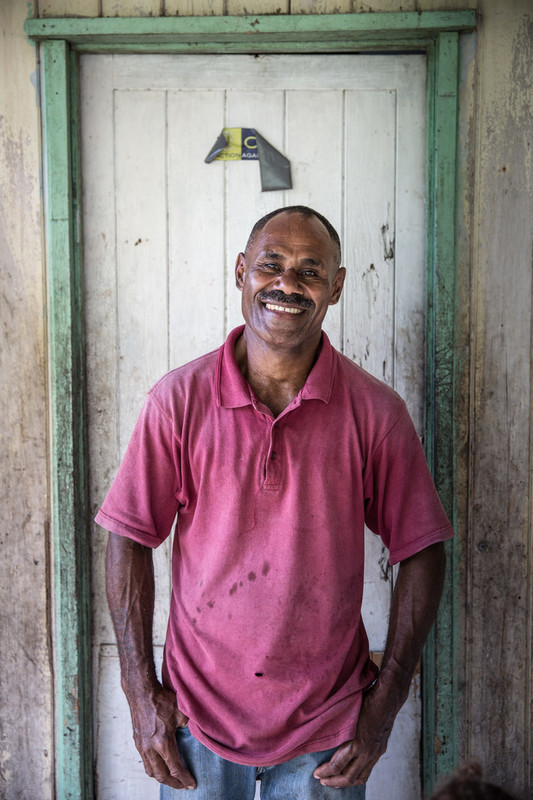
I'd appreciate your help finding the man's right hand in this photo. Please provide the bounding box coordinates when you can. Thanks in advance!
[128,683,197,790]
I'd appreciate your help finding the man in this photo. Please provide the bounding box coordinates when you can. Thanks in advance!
[97,206,453,798]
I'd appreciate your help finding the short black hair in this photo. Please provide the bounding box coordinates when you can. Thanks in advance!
[244,205,342,268]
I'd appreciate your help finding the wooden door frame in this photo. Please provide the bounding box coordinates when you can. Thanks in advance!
[26,11,476,798]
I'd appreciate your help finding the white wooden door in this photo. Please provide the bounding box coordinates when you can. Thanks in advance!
[82,52,427,800]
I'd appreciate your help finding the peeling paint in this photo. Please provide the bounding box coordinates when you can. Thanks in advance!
[362,263,380,310]
[29,69,40,108]
[381,222,394,261]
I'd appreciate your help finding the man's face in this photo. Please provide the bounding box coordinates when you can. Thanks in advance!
[235,212,345,353]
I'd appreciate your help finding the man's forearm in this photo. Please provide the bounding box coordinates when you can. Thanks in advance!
[105,532,159,698]
[376,540,446,706]
[313,541,446,787]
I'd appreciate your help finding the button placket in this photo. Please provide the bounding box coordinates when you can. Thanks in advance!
[264,422,282,489]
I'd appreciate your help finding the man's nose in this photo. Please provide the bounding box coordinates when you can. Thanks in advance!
[274,267,303,294]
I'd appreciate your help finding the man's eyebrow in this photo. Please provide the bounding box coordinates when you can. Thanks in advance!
[260,250,285,260]
[259,251,322,267]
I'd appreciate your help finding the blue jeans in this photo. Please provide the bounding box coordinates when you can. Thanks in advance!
[160,725,366,799]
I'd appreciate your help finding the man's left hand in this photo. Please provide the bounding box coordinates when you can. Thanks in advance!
[312,680,399,788]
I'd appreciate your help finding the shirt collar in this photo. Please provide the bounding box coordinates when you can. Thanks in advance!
[216,325,336,409]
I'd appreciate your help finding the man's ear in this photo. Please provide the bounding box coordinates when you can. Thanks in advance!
[235,252,246,290]
[329,267,346,306]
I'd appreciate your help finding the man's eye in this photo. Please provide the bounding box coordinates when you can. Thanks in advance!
[301,270,318,277]
[262,263,280,271]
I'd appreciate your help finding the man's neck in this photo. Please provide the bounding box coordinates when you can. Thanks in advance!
[235,327,321,417]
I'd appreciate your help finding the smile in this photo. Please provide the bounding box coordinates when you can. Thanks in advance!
[265,303,305,315]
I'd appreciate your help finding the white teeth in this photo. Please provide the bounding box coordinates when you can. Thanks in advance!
[265,303,304,315]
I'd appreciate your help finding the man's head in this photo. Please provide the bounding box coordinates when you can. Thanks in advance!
[235,207,345,355]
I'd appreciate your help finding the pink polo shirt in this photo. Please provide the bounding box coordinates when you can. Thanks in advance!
[96,325,453,766]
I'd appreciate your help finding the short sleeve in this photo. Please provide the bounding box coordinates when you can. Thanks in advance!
[363,404,454,564]
[95,392,181,548]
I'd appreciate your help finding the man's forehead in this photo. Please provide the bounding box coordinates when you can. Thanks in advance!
[251,212,334,253]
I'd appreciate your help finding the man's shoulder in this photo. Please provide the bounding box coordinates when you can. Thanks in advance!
[331,350,418,452]
[149,345,220,404]
[334,349,404,410]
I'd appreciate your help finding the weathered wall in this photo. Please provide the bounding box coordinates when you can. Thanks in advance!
[465,2,532,793]
[1,0,531,798]
[0,1,54,799]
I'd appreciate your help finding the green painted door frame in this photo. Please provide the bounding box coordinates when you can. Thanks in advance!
[26,11,476,799]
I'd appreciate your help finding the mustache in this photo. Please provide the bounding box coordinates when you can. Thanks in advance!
[258,289,314,310]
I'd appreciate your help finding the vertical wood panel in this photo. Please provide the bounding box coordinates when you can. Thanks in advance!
[225,89,287,334]
[394,56,426,433]
[468,3,532,794]
[115,90,169,444]
[168,89,226,365]
[343,89,396,386]
[81,53,120,659]
[453,21,476,788]
[286,89,344,350]
[343,88,397,663]
[114,88,171,640]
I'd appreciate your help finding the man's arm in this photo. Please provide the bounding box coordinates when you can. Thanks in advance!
[313,540,446,788]
[105,531,196,790]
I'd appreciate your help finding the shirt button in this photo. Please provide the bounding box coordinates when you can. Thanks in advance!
[271,451,277,460]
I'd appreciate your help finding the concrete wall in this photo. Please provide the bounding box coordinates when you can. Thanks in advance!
[0,0,531,797]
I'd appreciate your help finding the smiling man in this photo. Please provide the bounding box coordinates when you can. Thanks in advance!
[97,206,453,799]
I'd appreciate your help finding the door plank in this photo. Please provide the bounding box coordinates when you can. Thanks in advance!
[394,60,427,433]
[343,88,396,386]
[343,88,397,659]
[225,89,287,334]
[168,89,226,366]
[114,88,172,641]
[110,54,425,92]
[286,89,344,350]
[82,55,121,651]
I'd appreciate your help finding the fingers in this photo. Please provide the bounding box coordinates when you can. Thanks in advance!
[313,741,379,788]
[176,708,190,728]
[139,735,197,790]
[164,725,196,789]
[313,741,351,776]
[130,691,196,789]
[141,749,196,790]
